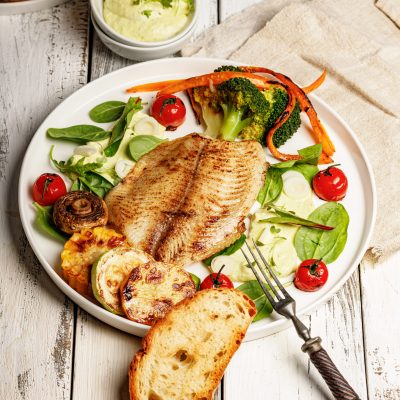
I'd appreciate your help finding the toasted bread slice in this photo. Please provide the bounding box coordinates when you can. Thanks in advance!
[61,227,126,297]
[121,261,195,326]
[129,288,256,400]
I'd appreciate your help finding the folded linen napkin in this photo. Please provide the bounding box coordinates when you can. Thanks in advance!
[182,0,400,261]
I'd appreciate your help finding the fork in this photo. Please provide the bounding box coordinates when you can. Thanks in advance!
[241,240,360,400]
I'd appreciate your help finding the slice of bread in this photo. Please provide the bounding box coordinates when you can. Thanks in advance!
[129,288,256,400]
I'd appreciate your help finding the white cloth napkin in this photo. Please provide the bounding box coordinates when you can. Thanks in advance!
[182,0,400,261]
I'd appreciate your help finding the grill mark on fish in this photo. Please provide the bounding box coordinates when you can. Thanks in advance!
[105,134,266,265]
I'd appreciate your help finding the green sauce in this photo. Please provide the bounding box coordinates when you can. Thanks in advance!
[103,0,194,42]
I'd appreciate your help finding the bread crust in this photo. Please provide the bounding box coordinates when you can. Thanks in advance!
[129,288,256,400]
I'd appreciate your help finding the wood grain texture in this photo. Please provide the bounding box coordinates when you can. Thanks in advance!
[361,254,400,400]
[0,1,88,399]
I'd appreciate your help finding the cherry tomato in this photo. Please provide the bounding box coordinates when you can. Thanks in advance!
[312,165,348,201]
[294,259,328,292]
[32,173,67,206]
[200,266,234,290]
[150,94,186,130]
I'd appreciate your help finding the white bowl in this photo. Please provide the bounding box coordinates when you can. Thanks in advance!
[91,0,198,48]
[91,13,195,61]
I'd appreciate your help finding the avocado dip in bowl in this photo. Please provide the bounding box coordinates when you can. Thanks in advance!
[91,0,197,47]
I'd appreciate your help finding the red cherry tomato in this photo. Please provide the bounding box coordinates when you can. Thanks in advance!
[312,165,348,201]
[200,266,234,290]
[32,173,67,206]
[150,94,186,130]
[294,259,328,292]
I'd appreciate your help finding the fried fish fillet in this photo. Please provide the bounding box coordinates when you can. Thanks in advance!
[105,134,266,265]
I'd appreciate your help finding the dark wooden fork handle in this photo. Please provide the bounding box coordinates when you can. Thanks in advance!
[302,337,361,400]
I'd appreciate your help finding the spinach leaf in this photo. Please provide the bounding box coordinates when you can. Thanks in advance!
[237,280,273,322]
[89,101,126,123]
[261,205,333,230]
[47,125,110,144]
[203,234,246,266]
[189,273,201,291]
[128,135,166,161]
[294,202,349,264]
[272,144,322,168]
[297,143,322,165]
[104,97,142,157]
[33,202,67,243]
[257,168,283,206]
[78,172,114,198]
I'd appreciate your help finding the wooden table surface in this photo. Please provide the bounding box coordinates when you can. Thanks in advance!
[1,1,400,399]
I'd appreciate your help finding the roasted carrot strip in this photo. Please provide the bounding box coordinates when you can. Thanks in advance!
[239,66,335,158]
[156,72,275,94]
[126,79,184,93]
[302,69,327,94]
[264,85,332,164]
[266,85,302,161]
[126,70,326,94]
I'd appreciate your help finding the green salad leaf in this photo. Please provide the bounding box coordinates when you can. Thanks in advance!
[257,168,283,206]
[89,101,126,123]
[50,147,115,198]
[272,144,322,168]
[47,125,110,144]
[257,144,322,206]
[203,234,246,267]
[33,202,67,243]
[104,97,143,157]
[237,280,273,322]
[260,205,334,230]
[294,202,349,264]
[128,135,165,161]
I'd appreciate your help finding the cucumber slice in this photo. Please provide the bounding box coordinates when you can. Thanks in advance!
[91,247,153,315]
[282,170,311,200]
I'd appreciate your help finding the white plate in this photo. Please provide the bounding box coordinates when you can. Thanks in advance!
[18,58,376,341]
[0,0,68,15]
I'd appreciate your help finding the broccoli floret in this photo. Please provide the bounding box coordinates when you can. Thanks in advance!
[262,87,301,147]
[217,78,269,141]
[214,65,242,72]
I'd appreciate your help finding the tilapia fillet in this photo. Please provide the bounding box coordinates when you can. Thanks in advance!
[105,134,266,265]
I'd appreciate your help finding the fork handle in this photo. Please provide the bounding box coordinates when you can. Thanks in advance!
[302,337,360,400]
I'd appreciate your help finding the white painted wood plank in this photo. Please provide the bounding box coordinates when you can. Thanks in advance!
[72,3,220,400]
[361,253,400,400]
[0,1,89,399]
[225,272,368,399]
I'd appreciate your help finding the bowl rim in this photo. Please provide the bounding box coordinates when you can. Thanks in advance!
[91,11,196,52]
[90,0,198,48]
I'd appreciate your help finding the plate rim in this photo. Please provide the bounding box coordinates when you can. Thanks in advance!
[18,57,377,341]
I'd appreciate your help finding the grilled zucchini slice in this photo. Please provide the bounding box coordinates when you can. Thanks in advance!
[92,247,153,315]
[61,227,126,297]
[121,261,196,326]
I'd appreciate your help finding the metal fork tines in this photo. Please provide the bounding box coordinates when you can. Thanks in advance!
[241,240,361,400]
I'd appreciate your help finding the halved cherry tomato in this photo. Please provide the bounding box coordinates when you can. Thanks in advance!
[294,259,328,292]
[200,266,234,290]
[312,165,348,201]
[32,173,67,206]
[150,94,186,130]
